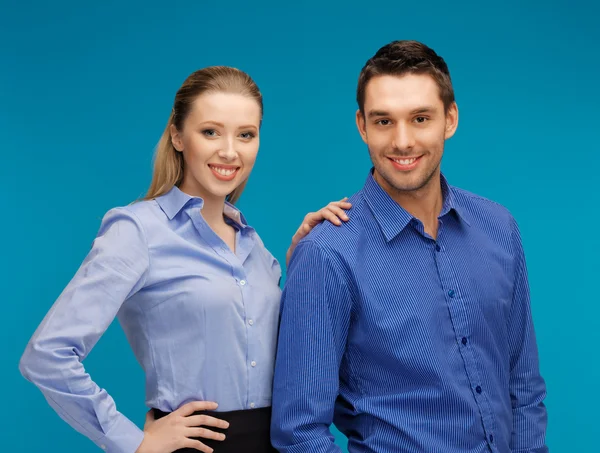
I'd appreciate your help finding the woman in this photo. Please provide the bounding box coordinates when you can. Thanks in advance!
[19,66,351,453]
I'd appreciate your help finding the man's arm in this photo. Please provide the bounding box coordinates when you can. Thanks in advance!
[508,218,548,453]
[271,240,352,453]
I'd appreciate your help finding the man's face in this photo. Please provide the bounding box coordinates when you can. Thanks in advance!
[356,73,458,196]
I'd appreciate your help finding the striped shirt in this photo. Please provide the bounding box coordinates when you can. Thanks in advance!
[271,170,548,453]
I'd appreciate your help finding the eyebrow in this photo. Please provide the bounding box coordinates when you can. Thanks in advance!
[367,110,390,119]
[199,121,258,130]
[367,106,438,118]
[409,106,437,114]
[200,121,225,128]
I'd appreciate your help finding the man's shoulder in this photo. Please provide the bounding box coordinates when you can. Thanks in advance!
[300,191,367,252]
[451,185,516,227]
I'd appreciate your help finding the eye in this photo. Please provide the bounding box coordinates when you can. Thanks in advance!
[240,131,256,140]
[376,119,391,126]
[414,116,428,123]
[202,129,217,137]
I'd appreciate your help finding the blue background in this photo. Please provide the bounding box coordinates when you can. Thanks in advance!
[2,0,598,451]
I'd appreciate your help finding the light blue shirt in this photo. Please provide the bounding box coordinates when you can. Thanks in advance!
[19,186,282,453]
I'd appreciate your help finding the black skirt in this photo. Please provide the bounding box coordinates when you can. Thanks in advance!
[153,406,277,453]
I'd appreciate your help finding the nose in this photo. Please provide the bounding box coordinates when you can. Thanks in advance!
[392,123,416,151]
[217,137,237,161]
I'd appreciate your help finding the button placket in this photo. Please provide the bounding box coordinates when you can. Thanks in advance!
[433,231,498,441]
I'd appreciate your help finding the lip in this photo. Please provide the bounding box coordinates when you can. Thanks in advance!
[208,164,240,181]
[388,156,423,171]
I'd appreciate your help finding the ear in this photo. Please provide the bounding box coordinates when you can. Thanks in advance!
[444,102,459,140]
[356,109,368,144]
[170,124,184,152]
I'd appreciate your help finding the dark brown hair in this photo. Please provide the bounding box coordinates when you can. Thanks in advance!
[357,40,455,115]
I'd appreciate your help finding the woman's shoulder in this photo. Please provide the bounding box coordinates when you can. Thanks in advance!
[97,198,166,238]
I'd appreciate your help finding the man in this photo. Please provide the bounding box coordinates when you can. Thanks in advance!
[271,40,548,453]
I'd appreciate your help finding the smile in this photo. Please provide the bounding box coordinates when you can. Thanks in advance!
[389,156,422,171]
[208,164,240,181]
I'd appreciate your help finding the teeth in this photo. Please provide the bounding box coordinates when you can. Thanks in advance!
[394,158,417,165]
[211,166,237,176]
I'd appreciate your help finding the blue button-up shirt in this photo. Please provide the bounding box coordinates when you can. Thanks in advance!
[272,171,547,453]
[19,186,282,453]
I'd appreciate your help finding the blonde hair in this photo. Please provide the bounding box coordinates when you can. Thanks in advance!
[145,66,263,204]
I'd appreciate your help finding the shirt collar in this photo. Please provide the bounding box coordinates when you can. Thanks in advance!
[439,175,470,226]
[155,186,250,229]
[363,169,470,242]
[223,201,249,229]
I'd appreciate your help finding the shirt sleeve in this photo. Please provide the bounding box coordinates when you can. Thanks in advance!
[508,218,549,453]
[271,240,352,453]
[19,207,149,453]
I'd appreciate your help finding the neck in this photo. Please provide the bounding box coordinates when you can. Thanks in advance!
[178,180,228,229]
[376,170,444,238]
[200,196,228,229]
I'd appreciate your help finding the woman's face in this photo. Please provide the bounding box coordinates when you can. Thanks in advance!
[171,91,261,202]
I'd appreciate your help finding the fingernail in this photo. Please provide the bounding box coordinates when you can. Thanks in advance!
[220,434,226,440]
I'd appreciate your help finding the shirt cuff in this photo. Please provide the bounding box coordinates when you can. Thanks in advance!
[94,413,144,453]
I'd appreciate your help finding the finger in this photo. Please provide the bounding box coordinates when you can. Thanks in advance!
[330,200,353,208]
[317,209,341,225]
[182,438,214,453]
[296,223,311,238]
[290,230,303,246]
[304,217,322,229]
[322,210,342,226]
[303,212,316,223]
[185,414,230,429]
[291,222,315,246]
[312,208,341,224]
[176,401,219,417]
[188,426,227,441]
[328,206,350,221]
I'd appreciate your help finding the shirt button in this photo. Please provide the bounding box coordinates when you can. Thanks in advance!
[248,319,254,326]
[461,337,468,345]
[448,289,455,298]
[250,402,256,408]
[251,361,257,367]
[489,434,494,443]
[435,244,441,252]
[239,279,247,286]
[100,446,106,450]
[476,386,482,394]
